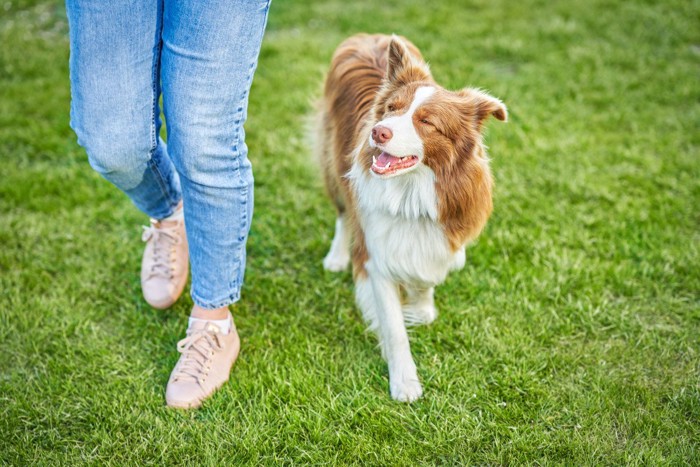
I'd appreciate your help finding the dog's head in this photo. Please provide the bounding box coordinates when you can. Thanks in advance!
[366,36,507,179]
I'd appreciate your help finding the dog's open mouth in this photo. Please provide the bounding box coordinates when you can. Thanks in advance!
[371,152,419,176]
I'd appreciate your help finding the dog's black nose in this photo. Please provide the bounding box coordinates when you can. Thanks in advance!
[371,125,393,144]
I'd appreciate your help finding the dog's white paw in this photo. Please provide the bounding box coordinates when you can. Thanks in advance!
[390,376,423,402]
[323,251,349,272]
[402,304,437,326]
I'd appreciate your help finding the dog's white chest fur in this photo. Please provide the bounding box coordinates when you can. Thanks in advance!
[351,164,465,286]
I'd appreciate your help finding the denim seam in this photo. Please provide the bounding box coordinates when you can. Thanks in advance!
[149,0,163,157]
[230,3,270,153]
[145,0,180,215]
[230,63,254,155]
[229,184,249,293]
[146,156,180,214]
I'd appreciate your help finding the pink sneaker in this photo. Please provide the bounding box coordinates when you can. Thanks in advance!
[140,217,189,309]
[165,318,241,409]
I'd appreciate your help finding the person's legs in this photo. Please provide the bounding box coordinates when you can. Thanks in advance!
[161,0,269,310]
[66,0,189,310]
[161,0,270,408]
[66,0,181,220]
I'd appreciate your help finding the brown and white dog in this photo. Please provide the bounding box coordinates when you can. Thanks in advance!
[315,34,507,401]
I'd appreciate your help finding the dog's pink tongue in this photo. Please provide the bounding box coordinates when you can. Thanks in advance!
[377,151,400,167]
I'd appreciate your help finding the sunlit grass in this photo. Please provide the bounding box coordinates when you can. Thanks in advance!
[1,0,698,464]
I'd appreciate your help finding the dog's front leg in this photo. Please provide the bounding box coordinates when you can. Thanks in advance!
[403,286,437,326]
[368,272,423,402]
[323,214,350,272]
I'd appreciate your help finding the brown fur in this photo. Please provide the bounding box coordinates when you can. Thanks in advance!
[317,35,424,280]
[317,34,505,278]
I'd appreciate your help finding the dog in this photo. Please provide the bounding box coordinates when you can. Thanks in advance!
[315,34,507,401]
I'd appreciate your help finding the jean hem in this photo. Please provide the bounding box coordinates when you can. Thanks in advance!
[191,289,241,310]
[148,198,182,221]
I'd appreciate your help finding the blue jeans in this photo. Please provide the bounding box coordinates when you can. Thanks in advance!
[66,0,270,309]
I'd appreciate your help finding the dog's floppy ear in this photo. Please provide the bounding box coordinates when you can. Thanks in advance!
[386,35,431,85]
[459,88,508,123]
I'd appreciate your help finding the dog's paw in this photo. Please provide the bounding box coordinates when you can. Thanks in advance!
[390,377,423,402]
[402,304,437,326]
[323,251,350,272]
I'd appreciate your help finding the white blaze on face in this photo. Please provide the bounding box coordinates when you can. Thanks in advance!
[369,86,435,158]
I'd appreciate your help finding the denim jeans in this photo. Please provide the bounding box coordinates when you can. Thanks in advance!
[66,0,270,309]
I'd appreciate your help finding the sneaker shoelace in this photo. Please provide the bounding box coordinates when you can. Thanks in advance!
[172,326,224,384]
[141,220,181,280]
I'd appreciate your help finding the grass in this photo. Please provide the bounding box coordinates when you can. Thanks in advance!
[1,0,699,464]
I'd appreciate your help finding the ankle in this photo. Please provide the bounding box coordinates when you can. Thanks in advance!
[191,304,230,320]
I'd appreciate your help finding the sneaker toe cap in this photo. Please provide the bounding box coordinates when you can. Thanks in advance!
[142,278,178,309]
[165,380,205,409]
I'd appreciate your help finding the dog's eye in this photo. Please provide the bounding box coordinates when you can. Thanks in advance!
[387,104,396,112]
[419,118,431,125]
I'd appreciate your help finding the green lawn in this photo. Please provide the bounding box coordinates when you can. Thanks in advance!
[1,0,699,464]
